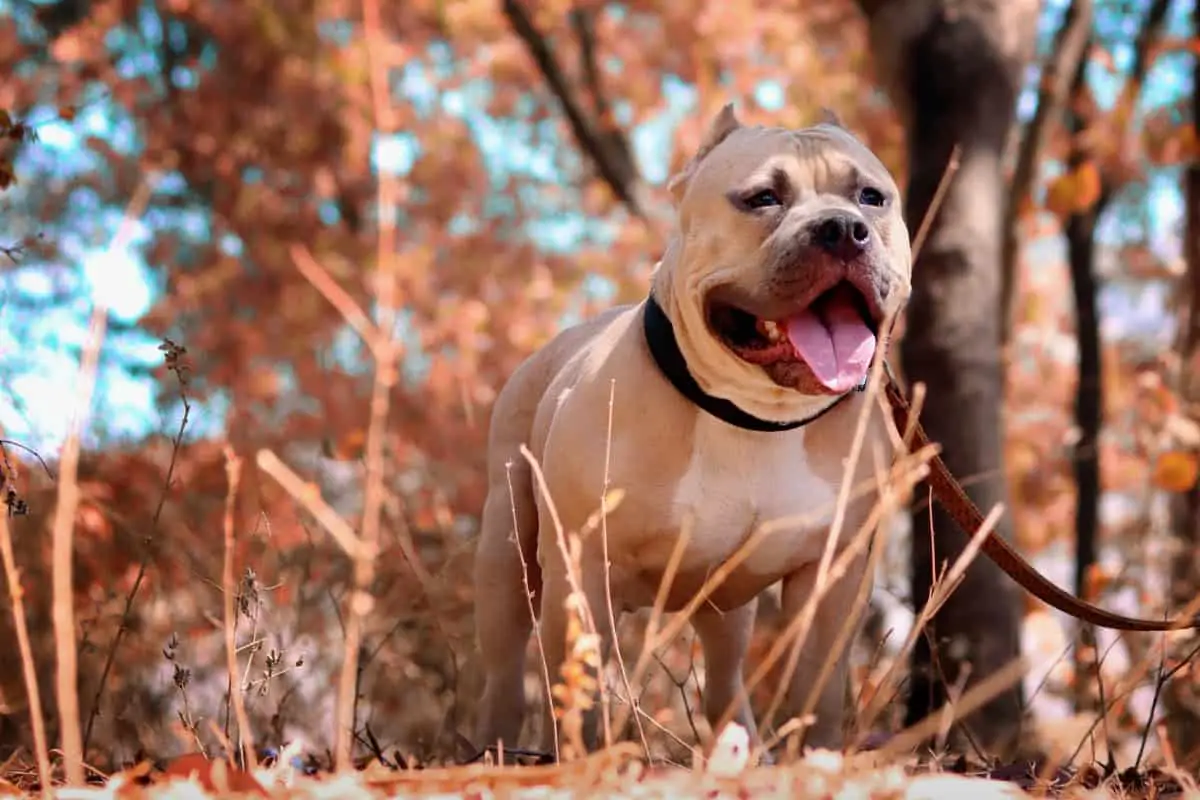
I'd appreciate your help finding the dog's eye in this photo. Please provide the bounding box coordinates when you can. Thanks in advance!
[744,189,782,209]
[858,187,886,207]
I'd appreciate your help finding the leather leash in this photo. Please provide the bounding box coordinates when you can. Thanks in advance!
[883,374,1200,632]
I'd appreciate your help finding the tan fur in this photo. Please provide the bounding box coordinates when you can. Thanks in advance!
[472,106,913,757]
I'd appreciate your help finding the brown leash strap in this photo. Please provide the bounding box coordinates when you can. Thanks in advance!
[883,376,1200,632]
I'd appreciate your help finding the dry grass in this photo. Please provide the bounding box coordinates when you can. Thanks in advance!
[3,330,1199,796]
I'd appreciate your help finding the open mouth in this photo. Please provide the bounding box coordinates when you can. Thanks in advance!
[707,281,880,394]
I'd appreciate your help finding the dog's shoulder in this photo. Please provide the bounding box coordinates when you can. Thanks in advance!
[485,303,641,457]
[498,304,636,405]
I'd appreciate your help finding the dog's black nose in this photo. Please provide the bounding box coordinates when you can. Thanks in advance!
[813,213,870,259]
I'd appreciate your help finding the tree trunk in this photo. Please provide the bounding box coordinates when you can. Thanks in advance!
[1164,0,1200,768]
[857,0,1040,756]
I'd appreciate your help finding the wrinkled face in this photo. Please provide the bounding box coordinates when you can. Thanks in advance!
[671,118,911,401]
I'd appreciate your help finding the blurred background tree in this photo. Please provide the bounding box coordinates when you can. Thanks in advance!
[1,0,1200,774]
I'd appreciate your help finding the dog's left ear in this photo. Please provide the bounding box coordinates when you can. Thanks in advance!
[668,103,742,204]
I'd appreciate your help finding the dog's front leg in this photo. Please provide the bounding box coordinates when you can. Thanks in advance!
[692,601,759,745]
[536,562,617,757]
[777,551,870,751]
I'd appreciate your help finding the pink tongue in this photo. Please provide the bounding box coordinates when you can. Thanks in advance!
[785,293,877,393]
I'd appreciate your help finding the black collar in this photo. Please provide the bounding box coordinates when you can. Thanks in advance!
[641,293,865,433]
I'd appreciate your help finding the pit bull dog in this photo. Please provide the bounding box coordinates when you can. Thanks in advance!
[472,104,911,757]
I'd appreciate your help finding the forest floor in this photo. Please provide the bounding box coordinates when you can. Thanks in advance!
[2,736,1197,799]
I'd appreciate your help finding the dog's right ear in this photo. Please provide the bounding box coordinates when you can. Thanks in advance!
[817,106,846,128]
[667,103,742,204]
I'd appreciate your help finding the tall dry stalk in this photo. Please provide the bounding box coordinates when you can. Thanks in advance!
[505,462,560,761]
[853,502,1008,741]
[599,379,649,757]
[519,444,610,758]
[0,508,52,794]
[221,448,256,769]
[51,182,153,781]
[755,299,904,737]
[323,0,404,769]
[49,301,106,786]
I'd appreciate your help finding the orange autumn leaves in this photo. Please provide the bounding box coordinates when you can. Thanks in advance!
[1153,450,1200,493]
[1045,161,1104,219]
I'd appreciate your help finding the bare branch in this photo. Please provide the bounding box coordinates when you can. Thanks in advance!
[503,0,645,217]
[1121,0,1174,135]
[1096,0,1172,204]
[1000,0,1094,349]
[1062,0,1171,715]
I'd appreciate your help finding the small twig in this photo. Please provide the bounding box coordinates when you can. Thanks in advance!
[289,244,383,357]
[83,381,189,753]
[0,440,55,480]
[879,657,1028,758]
[652,646,703,746]
[854,501,1008,741]
[0,241,28,263]
[909,145,961,261]
[1065,611,1200,767]
[1135,630,1171,770]
[1091,626,1117,773]
[1024,641,1074,713]
[254,450,365,559]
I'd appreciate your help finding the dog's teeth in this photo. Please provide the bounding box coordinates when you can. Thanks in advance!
[761,320,782,342]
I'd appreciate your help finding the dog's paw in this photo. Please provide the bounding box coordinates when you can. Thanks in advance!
[704,723,752,777]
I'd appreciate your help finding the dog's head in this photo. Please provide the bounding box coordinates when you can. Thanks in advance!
[654,105,912,424]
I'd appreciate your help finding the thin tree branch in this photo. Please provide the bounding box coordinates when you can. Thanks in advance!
[569,4,631,174]
[1063,0,1171,714]
[1000,0,1094,350]
[1114,0,1174,152]
[502,0,645,217]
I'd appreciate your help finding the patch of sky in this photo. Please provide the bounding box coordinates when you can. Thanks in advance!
[372,133,419,176]
[79,227,154,324]
[395,308,431,384]
[318,200,342,226]
[318,18,355,47]
[447,212,477,237]
[581,274,617,305]
[754,81,786,112]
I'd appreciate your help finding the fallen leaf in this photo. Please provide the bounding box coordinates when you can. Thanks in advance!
[1153,450,1199,493]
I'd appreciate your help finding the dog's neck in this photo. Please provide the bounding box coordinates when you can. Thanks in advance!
[641,291,864,433]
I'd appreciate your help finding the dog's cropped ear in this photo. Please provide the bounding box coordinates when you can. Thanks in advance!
[667,103,742,204]
[817,107,845,128]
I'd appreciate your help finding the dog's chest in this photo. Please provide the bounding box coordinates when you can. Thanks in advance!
[661,419,842,577]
